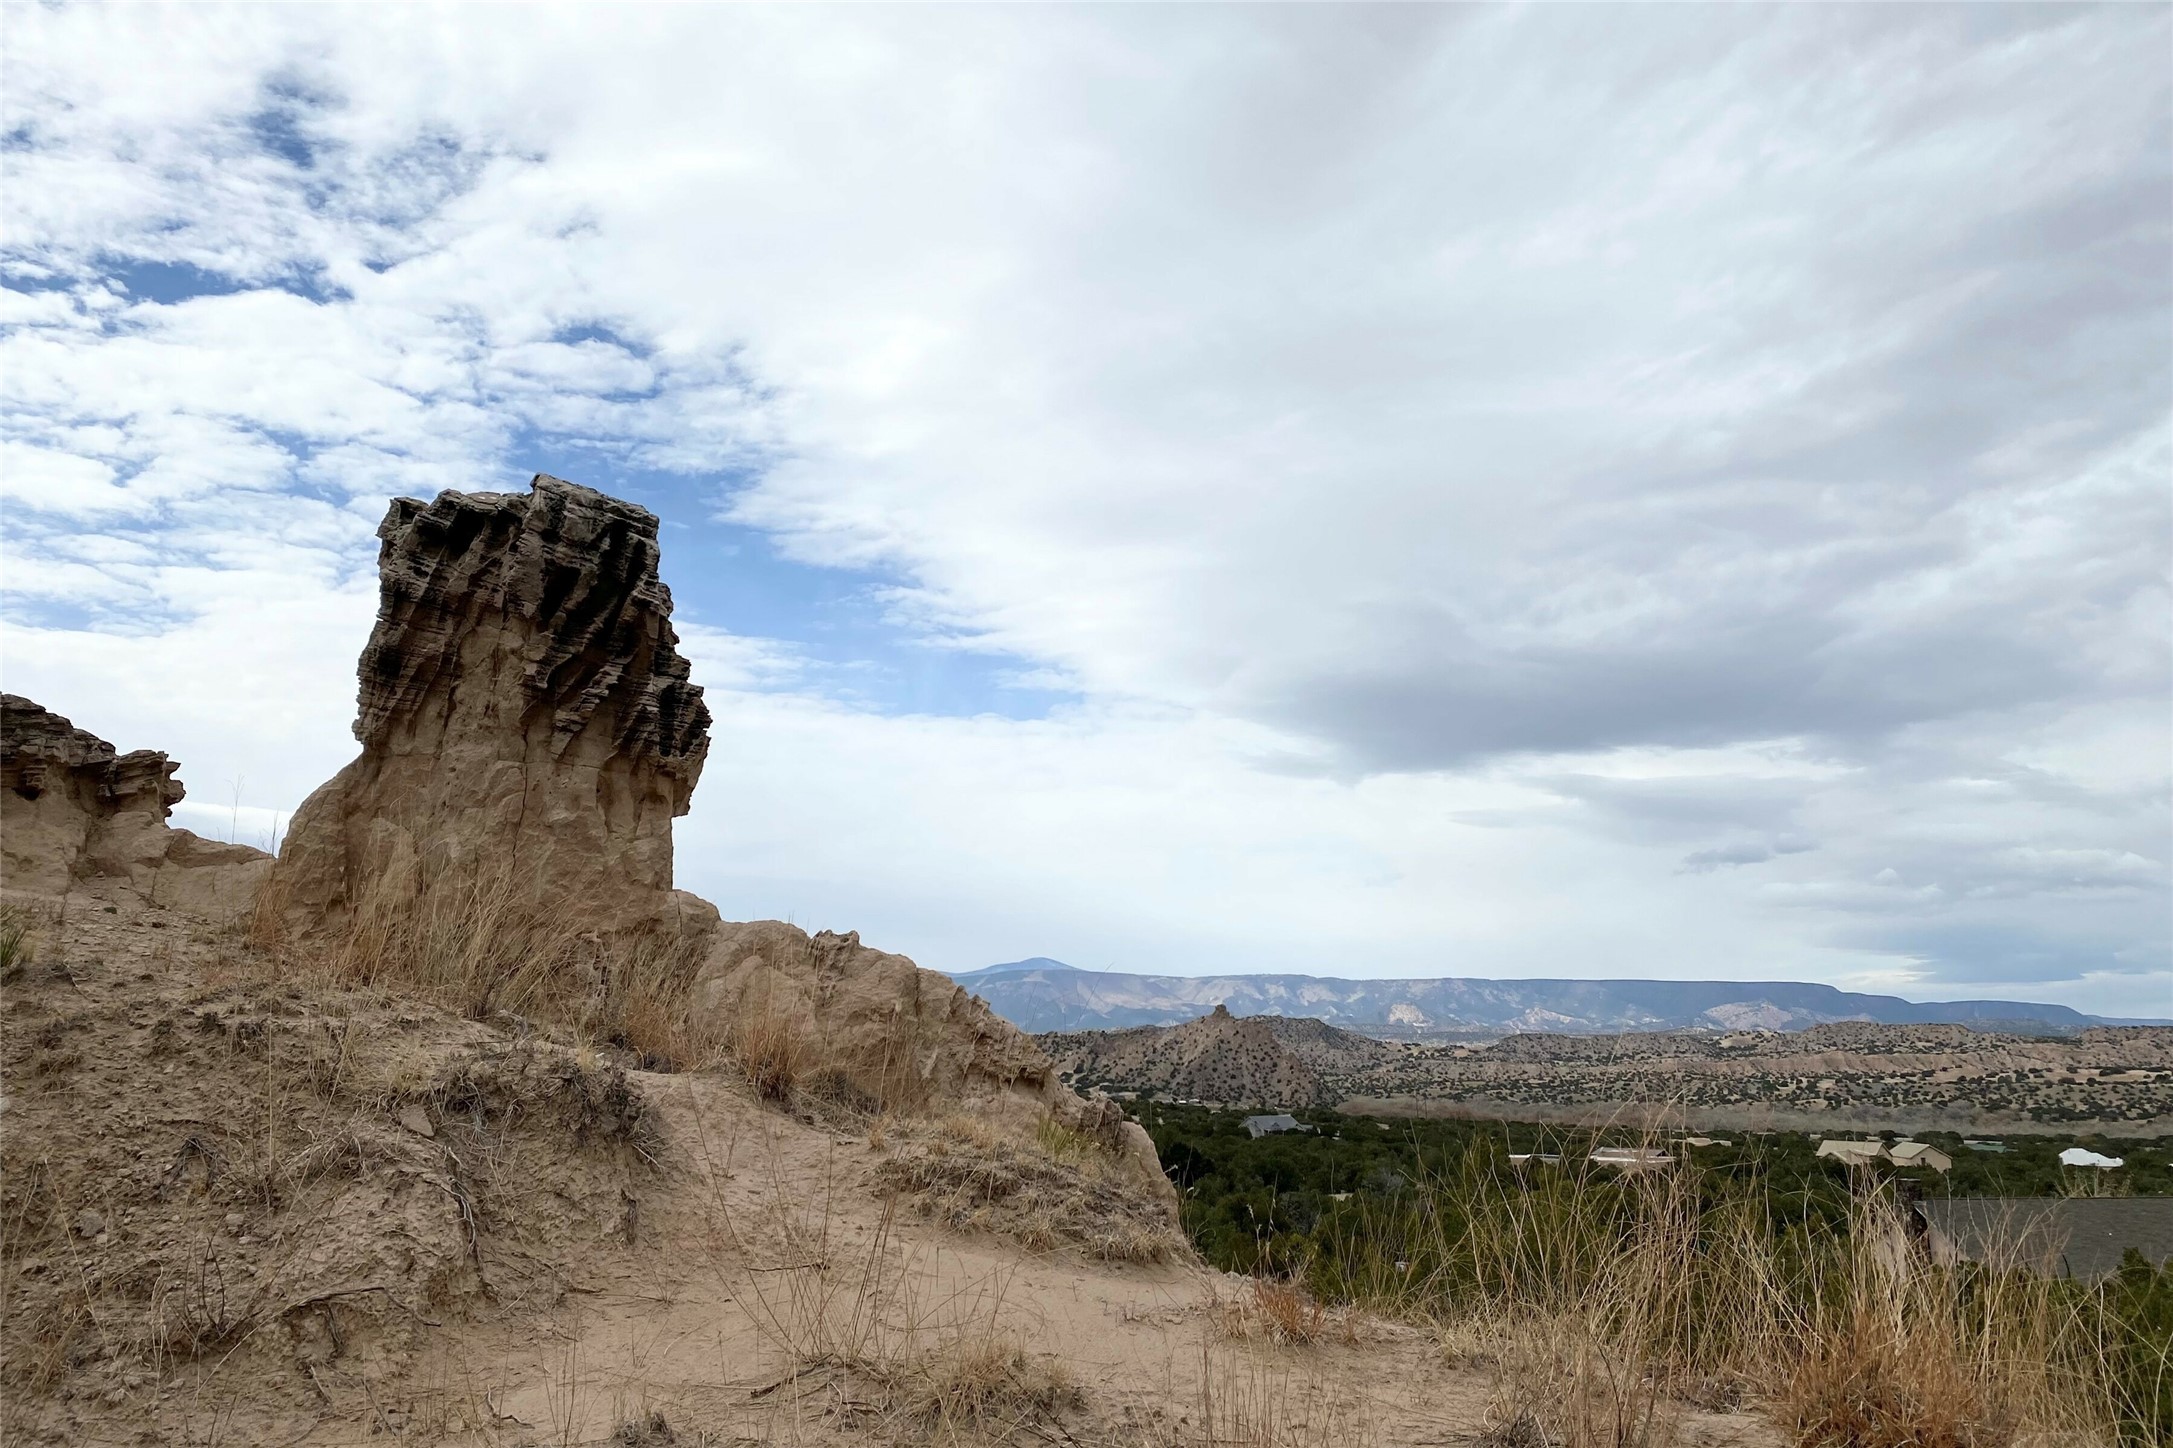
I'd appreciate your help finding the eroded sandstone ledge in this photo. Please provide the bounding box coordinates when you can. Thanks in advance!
[0,694,269,917]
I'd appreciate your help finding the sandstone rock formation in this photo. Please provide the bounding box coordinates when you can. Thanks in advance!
[0,695,269,917]
[693,920,1169,1187]
[263,472,1174,1208]
[270,475,714,938]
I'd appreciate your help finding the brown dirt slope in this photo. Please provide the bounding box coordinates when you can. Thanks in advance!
[0,882,1787,1448]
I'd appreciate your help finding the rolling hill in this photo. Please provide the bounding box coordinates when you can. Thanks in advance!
[1038,1006,1398,1108]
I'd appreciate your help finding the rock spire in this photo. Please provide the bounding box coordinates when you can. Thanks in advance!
[271,474,712,931]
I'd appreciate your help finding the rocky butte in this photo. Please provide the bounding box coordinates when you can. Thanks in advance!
[271,475,715,940]
[238,472,1172,1192]
[0,474,1166,1202]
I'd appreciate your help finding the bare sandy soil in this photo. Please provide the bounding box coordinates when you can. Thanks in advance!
[1,883,1782,1448]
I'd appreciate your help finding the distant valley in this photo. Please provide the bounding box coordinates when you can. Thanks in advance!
[955,958,2159,1038]
[1039,1012,2173,1131]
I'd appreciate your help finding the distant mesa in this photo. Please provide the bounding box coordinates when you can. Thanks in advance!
[951,958,2156,1038]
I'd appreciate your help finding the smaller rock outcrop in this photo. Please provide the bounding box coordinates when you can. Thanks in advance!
[0,695,268,916]
[692,921,1170,1191]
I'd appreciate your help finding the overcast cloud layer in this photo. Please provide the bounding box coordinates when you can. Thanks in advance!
[3,5,2168,1015]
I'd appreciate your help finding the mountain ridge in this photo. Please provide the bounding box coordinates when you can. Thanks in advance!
[951,959,2161,1036]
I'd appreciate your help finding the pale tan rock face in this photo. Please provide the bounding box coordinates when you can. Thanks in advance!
[693,921,1064,1107]
[0,694,268,916]
[270,474,713,938]
[691,919,1175,1204]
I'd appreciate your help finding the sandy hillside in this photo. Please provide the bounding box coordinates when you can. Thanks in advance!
[0,882,1789,1448]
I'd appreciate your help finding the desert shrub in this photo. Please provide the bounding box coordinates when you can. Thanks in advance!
[2102,1252,2173,1445]
[0,904,35,979]
[731,1004,805,1102]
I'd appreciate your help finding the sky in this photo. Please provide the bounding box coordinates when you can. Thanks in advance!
[2,4,2168,1016]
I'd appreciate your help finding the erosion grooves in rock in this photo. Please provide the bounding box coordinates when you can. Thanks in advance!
[271,474,713,936]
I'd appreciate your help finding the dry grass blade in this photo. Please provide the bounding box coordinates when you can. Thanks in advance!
[730,1004,805,1103]
[1302,1121,2140,1448]
[274,852,716,1071]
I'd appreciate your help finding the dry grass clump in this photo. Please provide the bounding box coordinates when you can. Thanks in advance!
[1780,1196,2109,1448]
[883,1334,1084,1435]
[1032,1111,1105,1165]
[1313,1134,2140,1448]
[1321,1139,1717,1448]
[875,1115,1186,1264]
[428,1039,658,1155]
[731,1004,807,1103]
[1163,1345,1373,1448]
[1481,1309,1678,1448]
[0,901,39,979]
[257,855,719,1071]
[1216,1278,1332,1347]
[610,1410,686,1446]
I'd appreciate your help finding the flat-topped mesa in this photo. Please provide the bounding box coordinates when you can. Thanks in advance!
[0,695,268,914]
[272,475,713,933]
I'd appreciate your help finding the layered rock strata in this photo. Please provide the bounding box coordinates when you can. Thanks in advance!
[271,475,714,937]
[0,695,269,916]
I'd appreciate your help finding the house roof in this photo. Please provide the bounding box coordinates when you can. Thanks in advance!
[1914,1198,2173,1280]
[1242,1114,1305,1136]
[1887,1142,1950,1165]
[1816,1139,1886,1159]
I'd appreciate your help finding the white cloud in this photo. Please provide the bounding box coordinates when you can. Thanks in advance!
[1,4,2165,1016]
